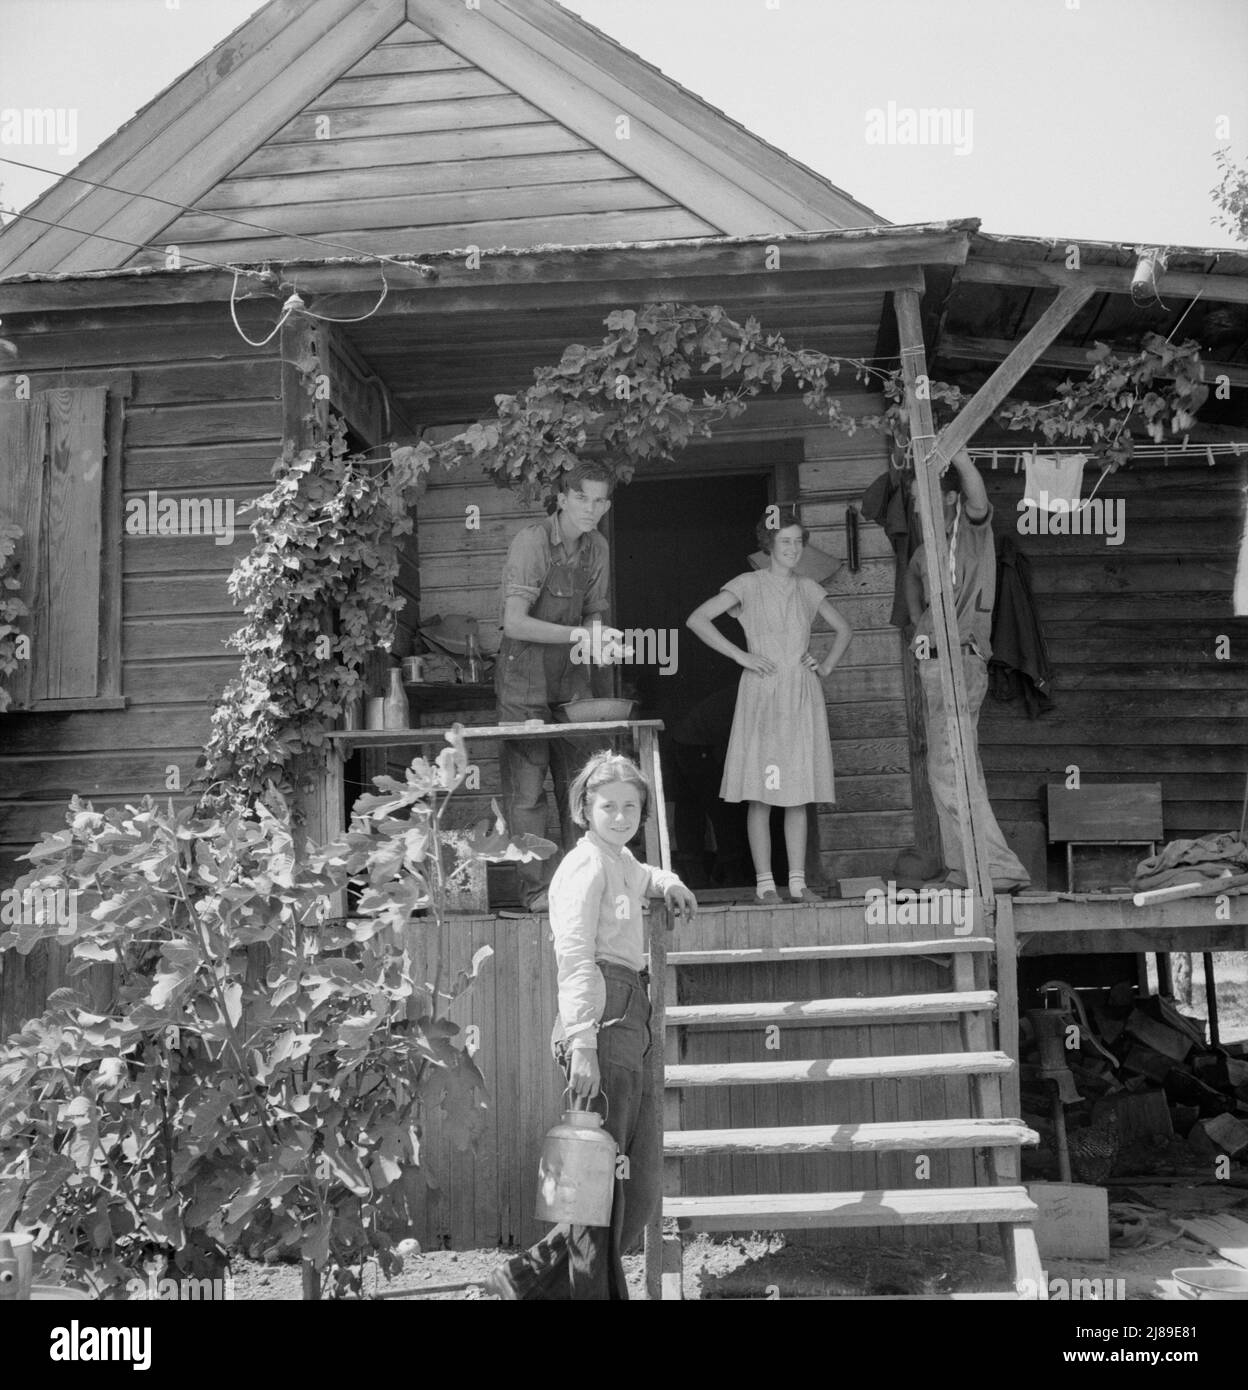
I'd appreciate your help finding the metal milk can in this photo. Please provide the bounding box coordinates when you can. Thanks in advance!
[535,1094,618,1227]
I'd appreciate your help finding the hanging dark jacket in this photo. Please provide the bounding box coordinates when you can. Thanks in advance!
[861,466,922,631]
[989,534,1054,717]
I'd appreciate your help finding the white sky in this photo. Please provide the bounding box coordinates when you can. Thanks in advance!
[0,0,1245,248]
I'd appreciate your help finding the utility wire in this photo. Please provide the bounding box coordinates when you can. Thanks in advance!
[0,205,274,281]
[0,154,437,279]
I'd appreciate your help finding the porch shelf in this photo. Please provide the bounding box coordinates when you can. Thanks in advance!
[325,717,662,752]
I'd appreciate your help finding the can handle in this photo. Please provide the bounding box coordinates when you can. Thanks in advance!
[564,1084,609,1125]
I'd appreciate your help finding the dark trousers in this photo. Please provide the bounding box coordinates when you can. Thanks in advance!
[500,962,660,1300]
[670,740,751,885]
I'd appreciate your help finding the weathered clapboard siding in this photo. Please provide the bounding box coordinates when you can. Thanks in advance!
[976,455,1248,884]
[136,22,717,267]
[0,304,280,1032]
[416,393,911,885]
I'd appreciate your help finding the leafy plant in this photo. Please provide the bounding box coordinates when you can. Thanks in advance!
[0,729,554,1298]
[200,417,426,803]
[0,521,29,713]
[1212,147,1248,244]
[201,300,1207,800]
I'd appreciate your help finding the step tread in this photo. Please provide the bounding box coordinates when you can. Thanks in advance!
[666,990,996,1026]
[665,1051,1014,1086]
[665,1117,1040,1155]
[666,1186,1038,1230]
[664,938,994,966]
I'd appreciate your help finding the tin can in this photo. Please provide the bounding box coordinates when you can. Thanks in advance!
[402,655,425,684]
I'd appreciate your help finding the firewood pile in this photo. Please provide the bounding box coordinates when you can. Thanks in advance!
[1020,985,1248,1174]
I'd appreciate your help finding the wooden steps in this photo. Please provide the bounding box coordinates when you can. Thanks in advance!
[666,1050,1014,1087]
[667,1185,1038,1232]
[665,1117,1038,1156]
[651,895,1043,1300]
[667,937,994,966]
[666,989,997,1027]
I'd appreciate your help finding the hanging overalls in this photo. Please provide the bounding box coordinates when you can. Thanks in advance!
[496,530,600,903]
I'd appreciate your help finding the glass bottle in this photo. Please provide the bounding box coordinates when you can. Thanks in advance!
[383,667,409,730]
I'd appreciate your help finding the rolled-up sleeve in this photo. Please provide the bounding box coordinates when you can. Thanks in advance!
[642,864,683,898]
[549,850,607,1048]
[501,524,548,609]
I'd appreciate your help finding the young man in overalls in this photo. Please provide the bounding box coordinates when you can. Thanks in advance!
[903,448,1030,893]
[496,463,628,911]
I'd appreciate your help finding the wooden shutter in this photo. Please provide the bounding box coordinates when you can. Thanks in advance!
[0,386,116,709]
[0,394,49,709]
[40,388,107,699]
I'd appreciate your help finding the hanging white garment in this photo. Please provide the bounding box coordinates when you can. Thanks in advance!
[1022,452,1087,511]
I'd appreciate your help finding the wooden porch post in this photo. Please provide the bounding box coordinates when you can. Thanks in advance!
[893,288,994,907]
[280,312,335,843]
[893,283,1095,906]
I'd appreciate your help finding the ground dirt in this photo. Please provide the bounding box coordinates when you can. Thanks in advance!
[219,961,1248,1301]
[224,1178,1248,1300]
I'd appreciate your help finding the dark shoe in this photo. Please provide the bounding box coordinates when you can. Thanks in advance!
[481,1261,523,1301]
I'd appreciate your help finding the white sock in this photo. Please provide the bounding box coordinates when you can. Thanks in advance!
[789,872,807,898]
[756,873,777,900]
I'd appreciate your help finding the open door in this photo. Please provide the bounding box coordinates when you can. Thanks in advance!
[611,443,808,889]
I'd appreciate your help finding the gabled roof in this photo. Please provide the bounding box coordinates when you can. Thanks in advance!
[0,0,882,278]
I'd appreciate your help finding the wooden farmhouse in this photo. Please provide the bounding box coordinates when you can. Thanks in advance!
[2,0,1247,1296]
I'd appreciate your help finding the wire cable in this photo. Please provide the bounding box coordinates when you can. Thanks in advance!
[0,204,274,280]
[0,154,437,279]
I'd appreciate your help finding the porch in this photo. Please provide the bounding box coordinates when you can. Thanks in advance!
[402,890,1248,1259]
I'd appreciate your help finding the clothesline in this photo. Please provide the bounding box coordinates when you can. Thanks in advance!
[964,441,1248,468]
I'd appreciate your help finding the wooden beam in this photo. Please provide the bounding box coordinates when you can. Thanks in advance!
[0,242,947,316]
[938,334,1248,391]
[960,258,1248,306]
[932,286,1094,461]
[893,287,994,908]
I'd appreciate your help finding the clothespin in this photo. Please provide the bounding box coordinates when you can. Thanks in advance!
[1207,446,1216,468]
[991,449,999,471]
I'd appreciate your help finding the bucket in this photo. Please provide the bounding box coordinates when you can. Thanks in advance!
[1172,1266,1248,1300]
[0,1232,35,1301]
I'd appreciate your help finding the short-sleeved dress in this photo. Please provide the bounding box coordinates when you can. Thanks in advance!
[718,570,836,806]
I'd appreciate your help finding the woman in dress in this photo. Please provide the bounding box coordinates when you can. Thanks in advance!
[686,507,852,902]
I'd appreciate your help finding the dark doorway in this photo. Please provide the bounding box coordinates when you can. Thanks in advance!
[612,473,765,728]
[612,472,771,887]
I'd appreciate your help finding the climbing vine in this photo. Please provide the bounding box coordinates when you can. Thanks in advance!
[201,301,1207,795]
[0,521,29,714]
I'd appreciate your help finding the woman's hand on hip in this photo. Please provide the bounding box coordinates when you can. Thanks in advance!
[568,1046,601,1100]
[738,652,776,676]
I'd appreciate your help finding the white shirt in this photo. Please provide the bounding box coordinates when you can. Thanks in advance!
[549,830,682,1050]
